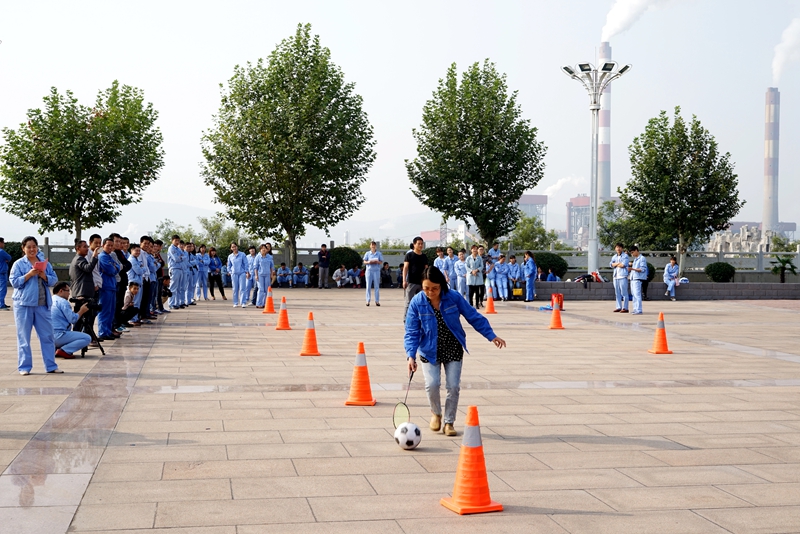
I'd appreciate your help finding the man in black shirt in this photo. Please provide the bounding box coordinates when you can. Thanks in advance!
[403,236,428,321]
[317,244,331,289]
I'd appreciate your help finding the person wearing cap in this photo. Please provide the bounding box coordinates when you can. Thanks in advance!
[404,266,506,436]
[0,237,12,310]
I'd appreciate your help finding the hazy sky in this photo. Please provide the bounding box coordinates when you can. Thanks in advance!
[1,0,799,243]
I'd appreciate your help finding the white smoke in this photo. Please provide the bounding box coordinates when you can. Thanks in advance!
[543,175,588,198]
[601,0,662,42]
[773,18,800,86]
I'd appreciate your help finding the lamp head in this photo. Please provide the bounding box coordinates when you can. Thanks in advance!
[561,65,576,76]
[578,63,594,73]
[618,64,632,75]
[601,62,616,73]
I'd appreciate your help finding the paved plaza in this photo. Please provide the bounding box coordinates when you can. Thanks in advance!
[1,290,800,533]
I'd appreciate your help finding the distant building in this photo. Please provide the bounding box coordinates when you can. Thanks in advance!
[566,195,590,249]
[518,194,547,226]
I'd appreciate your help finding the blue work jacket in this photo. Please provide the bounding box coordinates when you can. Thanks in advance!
[227,251,248,275]
[51,295,79,334]
[197,253,211,273]
[404,290,497,365]
[524,258,537,278]
[168,245,184,270]
[209,256,222,274]
[254,253,274,276]
[10,257,58,307]
[507,263,521,280]
[98,251,120,290]
[0,248,12,274]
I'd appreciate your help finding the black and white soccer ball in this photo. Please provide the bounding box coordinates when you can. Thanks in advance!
[393,422,422,450]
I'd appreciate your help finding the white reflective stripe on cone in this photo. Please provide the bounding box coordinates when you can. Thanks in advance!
[554,302,560,311]
[307,320,315,329]
[354,352,367,367]
[462,425,482,448]
[657,320,665,329]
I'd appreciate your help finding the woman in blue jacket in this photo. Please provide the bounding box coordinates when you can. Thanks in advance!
[404,266,506,436]
[10,236,61,375]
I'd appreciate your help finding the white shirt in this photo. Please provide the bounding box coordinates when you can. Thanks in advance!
[89,248,102,289]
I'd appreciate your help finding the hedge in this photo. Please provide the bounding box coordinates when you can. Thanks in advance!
[705,262,736,283]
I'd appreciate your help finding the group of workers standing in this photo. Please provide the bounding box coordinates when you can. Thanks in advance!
[610,242,681,314]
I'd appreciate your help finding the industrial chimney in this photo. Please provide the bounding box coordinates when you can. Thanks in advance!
[598,42,612,200]
[762,87,780,233]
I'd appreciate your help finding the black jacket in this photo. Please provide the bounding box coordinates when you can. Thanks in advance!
[69,253,98,299]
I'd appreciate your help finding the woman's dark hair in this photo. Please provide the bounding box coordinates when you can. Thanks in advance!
[422,266,449,294]
[669,255,677,262]
[629,245,639,252]
[209,247,217,255]
[21,236,38,248]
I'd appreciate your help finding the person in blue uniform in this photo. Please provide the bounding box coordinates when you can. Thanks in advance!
[227,243,249,307]
[254,244,275,307]
[363,241,383,306]
[0,237,12,310]
[610,242,630,313]
[11,236,61,375]
[546,268,559,282]
[97,238,120,339]
[628,245,647,314]
[293,263,309,287]
[444,246,457,289]
[507,255,521,299]
[245,246,258,302]
[276,263,292,287]
[523,251,536,302]
[196,244,210,300]
[494,255,509,301]
[167,236,184,310]
[453,249,468,299]
[51,281,91,358]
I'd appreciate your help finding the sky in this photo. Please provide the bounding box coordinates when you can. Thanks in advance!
[1,0,799,246]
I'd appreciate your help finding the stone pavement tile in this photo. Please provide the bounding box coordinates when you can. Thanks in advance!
[163,459,296,480]
[308,493,450,521]
[683,421,797,434]
[641,402,742,413]
[494,468,641,491]
[368,471,512,495]
[71,502,156,531]
[533,451,668,469]
[701,410,800,422]
[293,456,426,476]
[752,447,800,463]
[467,404,560,415]
[588,485,751,511]
[551,509,729,534]
[270,407,373,419]
[587,423,704,437]
[100,445,227,463]
[618,465,768,486]
[117,410,173,422]
[478,437,582,454]
[611,412,720,424]
[0,505,77,534]
[322,417,400,429]
[227,443,350,460]
[3,447,104,474]
[0,449,18,469]
[279,428,391,443]
[720,482,800,506]
[166,430,283,446]
[155,497,314,527]
[568,395,665,405]
[644,448,783,467]
[82,478,232,504]
[342,439,461,457]
[71,528,234,534]
[0,473,91,506]
[518,413,627,426]
[91,462,164,482]
[560,435,687,452]
[397,515,569,534]
[487,425,604,439]
[666,434,791,449]
[237,520,404,534]
[171,409,273,421]
[232,474,374,498]
[107,431,169,447]
[115,420,224,433]
[736,462,800,482]
[696,506,800,534]
[770,432,800,446]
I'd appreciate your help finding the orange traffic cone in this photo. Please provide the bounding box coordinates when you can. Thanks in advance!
[275,296,291,330]
[262,286,276,314]
[299,312,321,356]
[441,406,503,515]
[549,301,564,329]
[484,287,497,314]
[344,342,376,406]
[648,312,673,354]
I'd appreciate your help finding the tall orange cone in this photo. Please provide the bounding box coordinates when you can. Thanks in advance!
[648,312,673,354]
[549,301,564,330]
[262,286,276,314]
[441,406,503,515]
[299,312,321,356]
[484,287,497,314]
[345,342,376,406]
[275,296,291,330]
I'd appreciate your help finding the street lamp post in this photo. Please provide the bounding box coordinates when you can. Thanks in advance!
[561,61,631,274]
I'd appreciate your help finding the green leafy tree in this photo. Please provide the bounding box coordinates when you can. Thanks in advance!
[507,214,566,251]
[197,215,227,248]
[151,219,200,246]
[406,60,547,246]
[202,23,376,268]
[771,256,798,283]
[621,107,743,274]
[0,82,164,242]
[597,200,680,251]
[771,235,798,253]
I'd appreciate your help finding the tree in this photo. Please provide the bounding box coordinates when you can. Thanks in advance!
[507,214,566,251]
[770,256,797,283]
[202,23,376,268]
[406,60,546,246]
[0,82,164,242]
[151,219,200,246]
[597,200,680,251]
[621,107,744,274]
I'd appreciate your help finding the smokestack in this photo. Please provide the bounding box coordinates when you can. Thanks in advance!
[598,42,612,200]
[762,87,780,233]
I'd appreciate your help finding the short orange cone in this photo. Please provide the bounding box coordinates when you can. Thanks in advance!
[299,312,321,356]
[648,312,673,354]
[484,287,497,314]
[441,406,503,515]
[262,286,276,314]
[344,342,376,406]
[549,301,564,330]
[275,297,291,330]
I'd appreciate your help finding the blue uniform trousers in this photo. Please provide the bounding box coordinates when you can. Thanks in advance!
[98,288,117,337]
[231,273,247,306]
[196,272,208,299]
[525,276,535,300]
[14,305,58,373]
[55,331,91,354]
[0,272,8,307]
[365,270,380,303]
[495,276,509,299]
[631,279,643,314]
[256,275,270,307]
[613,278,629,311]
[293,274,308,287]
[665,279,676,297]
[168,269,183,308]
[245,276,255,301]
[457,277,468,299]
[149,280,158,313]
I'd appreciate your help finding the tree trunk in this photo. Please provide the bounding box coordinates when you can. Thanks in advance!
[678,233,687,277]
[781,267,786,284]
[74,216,82,245]
[286,231,297,270]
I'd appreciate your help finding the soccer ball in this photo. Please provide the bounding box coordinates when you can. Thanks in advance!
[394,422,422,450]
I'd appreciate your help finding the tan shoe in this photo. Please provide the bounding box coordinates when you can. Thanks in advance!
[429,414,442,432]
[443,423,456,436]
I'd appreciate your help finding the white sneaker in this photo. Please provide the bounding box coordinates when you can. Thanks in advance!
[233,304,238,308]
[241,304,247,308]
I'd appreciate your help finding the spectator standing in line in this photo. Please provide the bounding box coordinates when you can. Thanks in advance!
[487,242,501,262]
[126,244,146,325]
[196,244,211,301]
[609,242,630,313]
[254,244,275,307]
[227,242,249,307]
[317,244,331,289]
[51,281,91,359]
[664,256,680,301]
[152,239,169,313]
[111,233,131,329]
[167,235,184,310]
[523,251,537,302]
[628,245,647,315]
[363,241,383,306]
[454,249,468,299]
[444,246,457,289]
[465,244,484,308]
[476,245,488,305]
[207,247,226,300]
[433,248,447,280]
[11,236,61,375]
[0,237,11,310]
[403,237,428,320]
[185,242,198,305]
[494,254,509,301]
[245,246,258,303]
[68,239,98,334]
[97,238,120,341]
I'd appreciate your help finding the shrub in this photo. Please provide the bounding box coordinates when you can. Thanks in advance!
[3,242,23,264]
[421,247,438,265]
[533,252,568,279]
[330,246,363,271]
[705,262,735,283]
[646,262,656,283]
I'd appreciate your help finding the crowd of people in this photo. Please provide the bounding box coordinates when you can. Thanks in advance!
[609,242,681,315]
